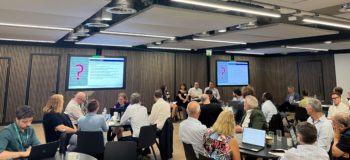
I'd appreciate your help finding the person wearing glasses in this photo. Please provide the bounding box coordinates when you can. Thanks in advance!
[328,92,349,119]
[64,92,86,126]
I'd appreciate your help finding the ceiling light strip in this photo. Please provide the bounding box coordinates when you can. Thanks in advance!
[147,46,191,51]
[303,17,350,30]
[226,50,264,55]
[193,38,246,44]
[171,0,281,18]
[100,31,175,39]
[285,45,328,51]
[0,38,55,43]
[0,22,73,31]
[76,42,132,48]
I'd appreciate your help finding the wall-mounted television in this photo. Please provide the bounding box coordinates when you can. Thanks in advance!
[66,55,126,90]
[216,60,249,86]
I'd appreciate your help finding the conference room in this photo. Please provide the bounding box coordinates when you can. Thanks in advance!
[1,0,350,160]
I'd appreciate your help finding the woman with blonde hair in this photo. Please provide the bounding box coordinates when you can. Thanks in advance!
[203,109,241,160]
[42,94,77,147]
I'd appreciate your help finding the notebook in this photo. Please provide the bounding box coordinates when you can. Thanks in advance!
[27,141,59,160]
[239,128,266,152]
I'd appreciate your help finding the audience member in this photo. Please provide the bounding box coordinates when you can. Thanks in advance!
[204,81,221,100]
[285,86,301,102]
[0,106,40,159]
[149,89,171,130]
[331,112,350,160]
[333,86,350,107]
[115,92,129,113]
[261,92,278,124]
[305,98,333,152]
[203,109,240,160]
[175,83,190,119]
[328,92,349,119]
[78,99,107,132]
[347,89,350,104]
[120,93,150,139]
[64,92,86,126]
[42,94,77,148]
[179,101,207,158]
[161,84,178,120]
[241,86,255,98]
[299,90,310,108]
[205,89,220,104]
[236,95,267,133]
[198,94,223,128]
[188,82,203,100]
[232,88,243,101]
[280,122,329,160]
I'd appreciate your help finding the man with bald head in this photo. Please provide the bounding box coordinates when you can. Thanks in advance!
[332,112,350,160]
[198,94,222,128]
[64,92,86,126]
[179,101,207,158]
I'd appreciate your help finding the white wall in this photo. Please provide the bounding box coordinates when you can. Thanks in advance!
[334,53,350,97]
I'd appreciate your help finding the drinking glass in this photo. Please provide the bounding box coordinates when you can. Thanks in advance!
[276,130,282,141]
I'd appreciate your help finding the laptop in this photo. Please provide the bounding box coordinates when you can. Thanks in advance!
[27,141,59,160]
[239,128,266,152]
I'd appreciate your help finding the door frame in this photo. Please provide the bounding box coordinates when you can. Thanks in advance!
[0,57,11,125]
[25,53,62,105]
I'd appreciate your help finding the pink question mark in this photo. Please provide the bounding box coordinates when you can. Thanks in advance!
[75,64,84,80]
[221,66,226,80]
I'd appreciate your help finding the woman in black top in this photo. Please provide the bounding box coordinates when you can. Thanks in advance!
[176,83,190,119]
[42,94,77,147]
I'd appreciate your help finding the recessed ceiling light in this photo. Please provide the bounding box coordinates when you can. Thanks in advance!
[105,6,137,14]
[100,31,175,39]
[85,22,109,28]
[324,41,332,44]
[147,46,191,51]
[218,29,227,33]
[285,45,328,51]
[303,17,350,29]
[75,42,132,47]
[0,38,55,43]
[0,22,72,31]
[226,50,264,55]
[193,38,246,44]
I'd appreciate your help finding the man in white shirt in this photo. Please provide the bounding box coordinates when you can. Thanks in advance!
[64,92,86,125]
[204,81,220,100]
[306,98,334,152]
[328,92,349,119]
[120,93,150,138]
[333,86,350,107]
[280,122,329,160]
[188,82,203,100]
[149,89,171,130]
[179,101,207,158]
[261,92,278,124]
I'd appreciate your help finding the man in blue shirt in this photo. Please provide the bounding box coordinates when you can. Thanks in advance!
[78,99,108,132]
[332,112,350,160]
[0,105,40,159]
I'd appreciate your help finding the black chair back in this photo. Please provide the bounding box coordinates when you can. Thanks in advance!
[104,141,137,160]
[294,107,309,123]
[268,113,285,136]
[76,131,105,155]
[182,142,198,160]
[158,118,174,160]
[138,124,158,160]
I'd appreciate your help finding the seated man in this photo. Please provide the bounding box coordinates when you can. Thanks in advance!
[306,98,333,152]
[120,92,150,139]
[0,105,40,159]
[280,122,329,160]
[198,94,222,128]
[285,86,301,102]
[188,82,203,101]
[204,81,220,100]
[64,92,86,126]
[179,101,207,158]
[205,89,220,104]
[332,112,350,160]
[236,95,267,133]
[149,89,171,131]
[78,99,108,132]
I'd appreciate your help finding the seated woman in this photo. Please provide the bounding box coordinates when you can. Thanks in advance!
[115,92,129,114]
[42,94,77,149]
[161,85,178,120]
[203,109,241,160]
[175,83,189,119]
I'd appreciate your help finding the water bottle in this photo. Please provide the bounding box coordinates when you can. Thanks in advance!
[102,107,107,120]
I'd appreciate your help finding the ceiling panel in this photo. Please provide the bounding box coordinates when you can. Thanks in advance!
[0,0,109,28]
[0,26,69,42]
[298,41,350,50]
[106,5,256,37]
[201,23,338,43]
[228,47,310,55]
[252,0,350,11]
[148,39,239,50]
[77,33,167,46]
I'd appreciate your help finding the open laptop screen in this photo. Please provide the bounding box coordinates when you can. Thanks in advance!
[242,128,266,147]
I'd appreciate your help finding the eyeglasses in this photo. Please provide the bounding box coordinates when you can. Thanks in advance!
[331,97,339,100]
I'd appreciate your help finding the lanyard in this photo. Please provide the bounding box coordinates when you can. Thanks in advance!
[13,123,28,151]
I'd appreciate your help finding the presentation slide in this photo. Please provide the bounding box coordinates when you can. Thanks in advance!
[216,61,249,86]
[67,56,125,90]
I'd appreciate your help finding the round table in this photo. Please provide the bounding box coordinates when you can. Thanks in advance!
[43,152,97,160]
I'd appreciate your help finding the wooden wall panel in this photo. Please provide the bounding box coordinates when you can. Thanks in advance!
[0,58,10,124]
[175,53,208,96]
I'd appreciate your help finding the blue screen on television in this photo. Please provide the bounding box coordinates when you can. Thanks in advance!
[216,61,249,86]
